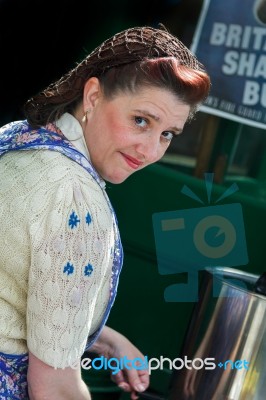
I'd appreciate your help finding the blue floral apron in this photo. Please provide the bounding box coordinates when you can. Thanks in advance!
[0,120,124,398]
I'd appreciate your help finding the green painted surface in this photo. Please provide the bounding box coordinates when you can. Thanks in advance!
[83,162,266,397]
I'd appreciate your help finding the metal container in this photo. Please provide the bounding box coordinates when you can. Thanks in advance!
[169,267,266,400]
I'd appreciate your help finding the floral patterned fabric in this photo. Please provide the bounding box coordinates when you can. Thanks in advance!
[0,352,29,399]
[0,120,102,187]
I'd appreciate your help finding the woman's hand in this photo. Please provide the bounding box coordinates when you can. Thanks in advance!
[89,326,149,399]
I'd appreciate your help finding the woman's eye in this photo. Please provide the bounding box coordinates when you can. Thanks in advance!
[161,131,174,141]
[134,116,148,128]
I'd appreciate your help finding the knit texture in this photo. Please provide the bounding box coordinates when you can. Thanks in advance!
[0,127,114,368]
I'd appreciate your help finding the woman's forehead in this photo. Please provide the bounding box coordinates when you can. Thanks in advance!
[108,88,190,127]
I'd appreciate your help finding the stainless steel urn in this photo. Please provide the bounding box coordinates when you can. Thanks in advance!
[169,267,266,400]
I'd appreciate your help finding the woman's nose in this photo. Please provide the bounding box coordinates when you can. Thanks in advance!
[136,134,161,164]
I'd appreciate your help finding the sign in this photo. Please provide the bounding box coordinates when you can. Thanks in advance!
[192,0,266,128]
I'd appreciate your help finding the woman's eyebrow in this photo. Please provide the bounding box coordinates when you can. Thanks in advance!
[134,109,160,121]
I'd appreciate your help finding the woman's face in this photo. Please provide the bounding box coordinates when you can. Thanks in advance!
[84,84,190,184]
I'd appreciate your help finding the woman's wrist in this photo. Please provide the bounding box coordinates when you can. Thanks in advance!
[88,326,122,358]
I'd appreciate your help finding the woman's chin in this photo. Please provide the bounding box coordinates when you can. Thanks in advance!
[104,172,131,185]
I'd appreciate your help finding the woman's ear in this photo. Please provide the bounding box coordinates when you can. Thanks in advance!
[83,77,102,111]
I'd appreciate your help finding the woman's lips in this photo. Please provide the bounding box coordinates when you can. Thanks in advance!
[121,153,144,169]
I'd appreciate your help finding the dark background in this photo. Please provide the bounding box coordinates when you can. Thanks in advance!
[0,0,203,125]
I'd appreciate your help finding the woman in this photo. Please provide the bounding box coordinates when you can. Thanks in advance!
[0,25,210,399]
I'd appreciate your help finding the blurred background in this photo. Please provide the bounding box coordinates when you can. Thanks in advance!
[0,0,203,124]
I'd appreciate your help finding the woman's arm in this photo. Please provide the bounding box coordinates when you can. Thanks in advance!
[27,351,91,400]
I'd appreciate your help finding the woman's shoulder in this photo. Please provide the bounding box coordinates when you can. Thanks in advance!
[0,149,106,208]
[2,148,97,183]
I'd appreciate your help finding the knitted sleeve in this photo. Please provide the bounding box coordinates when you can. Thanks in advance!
[26,155,114,369]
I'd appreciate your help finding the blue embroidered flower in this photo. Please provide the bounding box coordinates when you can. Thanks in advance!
[84,263,94,276]
[63,262,74,275]
[86,212,92,225]
[68,211,80,229]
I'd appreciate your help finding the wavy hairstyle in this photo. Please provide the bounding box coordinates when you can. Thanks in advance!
[23,26,211,128]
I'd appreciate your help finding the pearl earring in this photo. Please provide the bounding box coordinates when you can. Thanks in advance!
[82,109,91,123]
